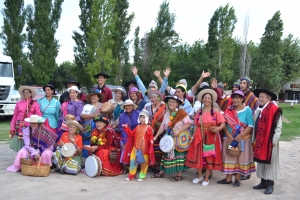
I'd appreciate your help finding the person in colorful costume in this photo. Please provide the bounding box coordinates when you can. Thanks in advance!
[186,89,226,186]
[59,79,86,104]
[108,87,126,129]
[252,89,282,195]
[151,95,191,182]
[217,90,255,187]
[144,90,166,172]
[210,79,229,112]
[128,87,146,111]
[119,99,140,173]
[10,86,42,152]
[80,90,104,158]
[91,72,113,103]
[53,120,83,175]
[123,110,155,181]
[7,115,57,172]
[89,116,122,176]
[37,84,61,132]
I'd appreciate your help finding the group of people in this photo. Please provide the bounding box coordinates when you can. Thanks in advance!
[7,67,282,195]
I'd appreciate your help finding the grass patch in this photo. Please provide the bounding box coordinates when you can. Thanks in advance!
[0,117,11,142]
[279,103,300,141]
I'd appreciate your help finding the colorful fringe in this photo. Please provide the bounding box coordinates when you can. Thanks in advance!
[160,150,188,174]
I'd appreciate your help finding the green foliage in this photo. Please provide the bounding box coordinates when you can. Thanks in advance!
[49,61,77,90]
[72,0,93,88]
[279,104,300,141]
[280,34,300,85]
[111,0,134,85]
[26,0,64,85]
[0,0,27,87]
[251,11,284,91]
[133,26,141,67]
[206,3,237,81]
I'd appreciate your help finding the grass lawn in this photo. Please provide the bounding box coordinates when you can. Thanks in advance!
[0,103,299,142]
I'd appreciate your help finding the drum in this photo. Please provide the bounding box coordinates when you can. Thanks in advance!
[85,155,102,178]
[83,145,94,152]
[159,135,174,153]
[61,143,76,157]
[101,102,113,114]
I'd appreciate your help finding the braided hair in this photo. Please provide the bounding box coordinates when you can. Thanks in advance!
[199,93,214,117]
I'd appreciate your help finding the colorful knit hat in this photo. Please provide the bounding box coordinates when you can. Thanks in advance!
[217,82,224,90]
[233,80,240,87]
[240,77,252,86]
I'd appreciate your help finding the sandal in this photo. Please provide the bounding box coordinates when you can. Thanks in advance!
[151,173,165,178]
[170,176,183,182]
[121,165,129,174]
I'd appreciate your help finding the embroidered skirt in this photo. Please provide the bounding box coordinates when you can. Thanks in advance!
[160,150,188,174]
[53,149,82,175]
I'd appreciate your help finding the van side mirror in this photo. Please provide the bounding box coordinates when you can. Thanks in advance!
[16,65,22,76]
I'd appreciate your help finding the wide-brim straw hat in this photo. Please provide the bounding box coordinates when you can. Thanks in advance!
[24,115,45,123]
[86,92,105,103]
[65,120,83,132]
[112,87,126,96]
[254,88,277,101]
[67,86,81,93]
[100,102,113,113]
[197,89,217,102]
[18,86,37,98]
[121,99,138,110]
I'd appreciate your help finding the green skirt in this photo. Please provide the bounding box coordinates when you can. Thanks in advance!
[53,150,82,175]
[160,150,188,174]
[10,136,24,152]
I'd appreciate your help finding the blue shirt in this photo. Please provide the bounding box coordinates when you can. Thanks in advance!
[37,97,61,129]
[119,110,140,145]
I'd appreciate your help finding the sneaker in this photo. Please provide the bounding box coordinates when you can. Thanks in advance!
[137,178,144,182]
[192,177,204,184]
[233,180,241,187]
[202,181,209,186]
[125,177,131,181]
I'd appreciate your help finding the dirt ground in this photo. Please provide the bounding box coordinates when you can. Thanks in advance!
[0,138,299,200]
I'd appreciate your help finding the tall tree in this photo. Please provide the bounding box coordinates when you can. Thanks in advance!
[26,0,64,85]
[251,11,283,91]
[73,0,93,87]
[133,26,141,67]
[239,14,250,77]
[86,0,116,85]
[206,3,237,81]
[0,0,27,86]
[280,34,300,85]
[111,0,134,85]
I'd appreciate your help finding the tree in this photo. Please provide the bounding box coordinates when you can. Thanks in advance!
[72,0,93,87]
[239,14,251,77]
[251,11,283,91]
[26,0,64,85]
[49,61,77,90]
[280,34,300,85]
[133,26,141,67]
[0,0,27,86]
[86,0,116,85]
[111,0,134,85]
[206,3,237,81]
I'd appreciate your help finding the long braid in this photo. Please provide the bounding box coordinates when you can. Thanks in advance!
[211,102,215,116]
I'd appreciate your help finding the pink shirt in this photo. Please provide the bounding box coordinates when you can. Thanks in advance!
[10,99,42,130]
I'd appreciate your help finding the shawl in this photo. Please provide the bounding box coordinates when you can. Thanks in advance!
[224,105,248,133]
[31,125,58,153]
[253,102,282,164]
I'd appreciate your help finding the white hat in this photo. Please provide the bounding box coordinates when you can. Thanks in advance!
[148,80,158,89]
[178,79,187,87]
[67,86,81,93]
[24,115,45,123]
[121,99,138,110]
[18,86,37,99]
[112,87,126,96]
[65,120,83,132]
[200,82,209,88]
[138,110,150,124]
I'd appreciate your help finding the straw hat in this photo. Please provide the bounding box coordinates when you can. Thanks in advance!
[18,86,36,98]
[112,87,126,96]
[100,102,113,113]
[148,90,163,100]
[86,91,105,103]
[24,115,45,123]
[197,89,217,102]
[65,120,83,132]
[121,99,138,110]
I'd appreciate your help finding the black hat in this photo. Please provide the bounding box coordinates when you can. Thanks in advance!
[43,84,55,91]
[93,72,110,79]
[164,95,184,105]
[124,79,137,87]
[254,88,277,101]
[64,79,81,87]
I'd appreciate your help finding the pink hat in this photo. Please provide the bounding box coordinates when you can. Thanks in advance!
[231,90,245,100]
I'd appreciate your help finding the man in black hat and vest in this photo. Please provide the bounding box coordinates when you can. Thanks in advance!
[252,89,282,195]
[59,79,86,104]
[91,72,112,103]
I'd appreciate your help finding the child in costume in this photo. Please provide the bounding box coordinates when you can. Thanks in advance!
[122,110,155,181]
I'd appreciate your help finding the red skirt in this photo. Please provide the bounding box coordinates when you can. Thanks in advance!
[95,149,122,176]
[202,130,222,170]
[185,127,203,169]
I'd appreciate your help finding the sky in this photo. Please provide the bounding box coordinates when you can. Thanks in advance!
[0,0,300,64]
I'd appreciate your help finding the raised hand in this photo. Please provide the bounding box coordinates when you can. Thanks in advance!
[131,66,138,76]
[163,67,172,77]
[210,78,218,89]
[201,70,211,78]
[154,70,161,77]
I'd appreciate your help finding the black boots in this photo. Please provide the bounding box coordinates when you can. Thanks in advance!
[253,178,267,189]
[264,180,274,195]
[241,174,251,180]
